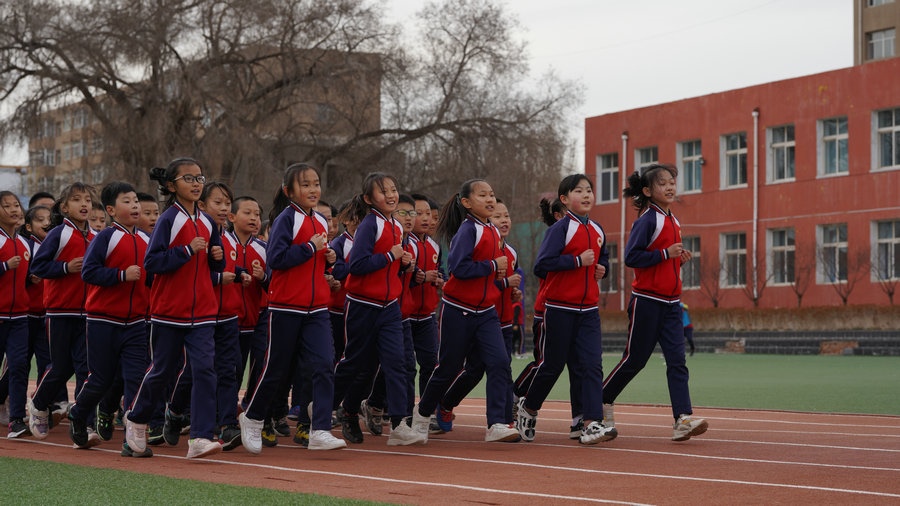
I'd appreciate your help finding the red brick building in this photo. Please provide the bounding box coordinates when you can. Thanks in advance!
[585,56,900,310]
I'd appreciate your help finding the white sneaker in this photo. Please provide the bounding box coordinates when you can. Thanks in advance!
[485,423,520,442]
[410,408,430,442]
[308,430,347,450]
[85,427,102,448]
[28,398,49,440]
[602,403,615,428]
[515,397,536,442]
[186,437,223,458]
[672,414,708,441]
[387,421,427,446]
[123,410,147,453]
[579,420,618,445]
[239,412,264,454]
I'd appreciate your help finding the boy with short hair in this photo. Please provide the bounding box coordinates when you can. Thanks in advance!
[137,193,160,234]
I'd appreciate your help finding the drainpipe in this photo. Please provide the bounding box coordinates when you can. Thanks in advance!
[620,131,628,311]
[751,108,760,302]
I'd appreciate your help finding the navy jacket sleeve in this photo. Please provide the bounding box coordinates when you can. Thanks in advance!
[329,235,350,281]
[81,229,126,287]
[267,210,316,271]
[206,217,225,274]
[144,213,192,275]
[447,221,496,280]
[30,227,70,279]
[349,214,392,276]
[624,213,665,268]
[597,222,611,279]
[534,219,580,276]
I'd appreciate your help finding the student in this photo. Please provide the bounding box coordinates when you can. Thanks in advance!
[238,163,346,452]
[331,172,424,446]
[28,183,96,439]
[28,192,55,210]
[433,198,520,433]
[0,191,32,439]
[123,157,225,459]
[516,174,617,445]
[411,179,519,443]
[68,182,149,450]
[89,202,107,232]
[602,163,708,441]
[137,192,160,234]
[682,302,695,356]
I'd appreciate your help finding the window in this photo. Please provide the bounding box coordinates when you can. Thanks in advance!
[819,224,847,283]
[600,242,618,293]
[91,137,104,154]
[875,108,900,170]
[678,140,702,192]
[867,28,895,60]
[595,153,619,203]
[769,228,795,284]
[71,140,84,159]
[819,117,848,176]
[682,236,701,288]
[636,146,658,173]
[723,232,746,287]
[722,133,747,187]
[868,0,895,6]
[874,220,900,281]
[768,125,795,182]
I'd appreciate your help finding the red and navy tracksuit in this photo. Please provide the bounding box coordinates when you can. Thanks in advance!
[234,233,268,404]
[70,222,149,427]
[128,202,224,441]
[29,219,95,413]
[440,240,518,420]
[0,228,31,423]
[333,209,410,422]
[416,214,512,428]
[328,231,353,365]
[523,211,609,423]
[23,234,64,406]
[243,203,335,432]
[603,203,694,420]
[403,232,440,401]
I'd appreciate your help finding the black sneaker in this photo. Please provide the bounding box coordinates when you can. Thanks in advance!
[7,418,30,439]
[337,406,363,444]
[147,425,164,446]
[121,442,153,457]
[163,407,185,446]
[96,408,114,441]
[219,425,242,451]
[569,418,584,440]
[261,419,278,448]
[69,413,89,448]
[273,416,291,437]
[293,422,311,448]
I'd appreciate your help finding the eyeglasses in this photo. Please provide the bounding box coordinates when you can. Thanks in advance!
[394,210,418,217]
[174,174,206,184]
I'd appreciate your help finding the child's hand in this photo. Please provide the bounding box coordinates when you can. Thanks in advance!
[324,247,336,264]
[400,251,412,266]
[667,242,685,259]
[432,276,445,289]
[240,272,252,286]
[415,269,426,284]
[594,264,606,280]
[511,287,523,303]
[210,245,224,261]
[252,264,265,281]
[310,233,327,251]
[680,250,693,264]
[6,255,21,269]
[29,274,41,284]
[389,244,404,260]
[190,237,208,253]
[222,271,236,285]
[424,269,440,284]
[506,272,522,288]
[67,257,84,273]
[579,249,595,266]
[124,265,141,282]
[325,274,341,291]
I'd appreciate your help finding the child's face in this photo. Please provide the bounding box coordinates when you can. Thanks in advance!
[316,204,337,240]
[0,195,23,231]
[429,209,438,235]
[60,190,92,228]
[412,200,432,235]
[287,169,320,212]
[394,202,416,233]
[31,197,55,210]
[365,179,398,215]
[643,171,677,210]
[109,191,140,228]
[461,181,496,222]
[26,208,52,240]
[139,200,160,232]
[229,200,261,238]
[200,187,231,227]
[491,202,511,238]
[89,207,107,231]
[168,164,204,206]
[561,179,594,216]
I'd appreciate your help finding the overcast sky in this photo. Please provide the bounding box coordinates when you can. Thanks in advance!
[1,0,853,169]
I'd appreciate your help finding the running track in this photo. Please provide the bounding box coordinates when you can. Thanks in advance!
[2,399,899,505]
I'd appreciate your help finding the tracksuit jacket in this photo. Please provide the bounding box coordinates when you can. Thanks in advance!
[81,222,150,324]
[30,218,96,316]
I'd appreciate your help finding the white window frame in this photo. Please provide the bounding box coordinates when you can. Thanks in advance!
[818,117,848,177]
[677,140,702,193]
[868,0,895,6]
[595,153,619,204]
[768,228,795,285]
[874,107,900,171]
[720,133,747,189]
[681,236,701,289]
[600,242,618,293]
[867,28,896,60]
[636,146,658,173]
[722,232,746,287]
[818,223,847,283]
[873,220,900,281]
[767,125,795,183]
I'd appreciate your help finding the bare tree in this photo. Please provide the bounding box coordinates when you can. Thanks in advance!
[818,245,869,306]
[788,247,813,307]
[699,255,725,308]
[871,248,898,305]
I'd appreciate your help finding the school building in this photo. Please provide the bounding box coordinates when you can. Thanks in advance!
[585,53,900,310]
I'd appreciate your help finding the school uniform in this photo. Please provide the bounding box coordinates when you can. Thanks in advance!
[417,214,511,427]
[328,231,353,364]
[524,210,609,423]
[69,222,149,425]
[23,235,58,404]
[602,203,694,419]
[128,201,224,441]
[29,219,95,413]
[0,228,31,423]
[234,234,268,396]
[404,233,440,400]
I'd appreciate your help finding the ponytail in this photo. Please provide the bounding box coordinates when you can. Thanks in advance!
[623,163,678,212]
[149,157,202,210]
[539,197,565,227]
[435,178,486,244]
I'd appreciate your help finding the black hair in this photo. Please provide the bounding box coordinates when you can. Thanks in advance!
[28,191,55,208]
[357,172,399,212]
[52,182,96,227]
[136,192,156,203]
[148,157,203,209]
[558,174,593,197]
[201,181,234,204]
[623,163,678,212]
[539,197,566,227]
[100,181,137,208]
[0,191,24,234]
[336,195,368,226]
[435,178,489,245]
[410,193,431,204]
[231,195,260,214]
[270,162,321,222]
[19,205,51,239]
[398,194,415,207]
[258,220,270,238]
[317,200,338,217]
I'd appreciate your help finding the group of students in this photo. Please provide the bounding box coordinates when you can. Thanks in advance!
[0,158,707,459]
